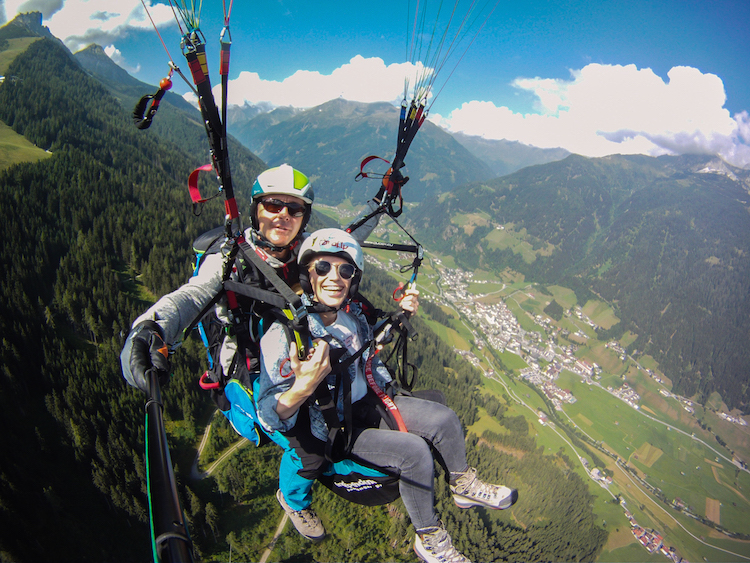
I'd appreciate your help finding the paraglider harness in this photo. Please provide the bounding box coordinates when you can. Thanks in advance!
[182,221,426,505]
[129,0,497,554]
[185,224,423,436]
[132,0,427,512]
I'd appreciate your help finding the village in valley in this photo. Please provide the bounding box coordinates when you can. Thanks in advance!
[400,257,748,563]
[316,208,750,563]
[419,259,747,429]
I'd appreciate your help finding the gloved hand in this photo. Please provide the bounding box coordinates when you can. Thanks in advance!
[120,320,171,394]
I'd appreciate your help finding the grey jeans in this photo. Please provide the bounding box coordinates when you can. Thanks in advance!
[349,394,468,530]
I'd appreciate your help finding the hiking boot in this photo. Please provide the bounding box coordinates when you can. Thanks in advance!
[450,467,518,510]
[414,524,471,563]
[276,489,325,541]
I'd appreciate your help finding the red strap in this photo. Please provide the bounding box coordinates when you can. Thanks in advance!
[188,163,215,203]
[220,43,231,76]
[355,155,390,181]
[365,352,407,432]
[224,196,239,220]
[199,371,220,390]
[187,52,208,86]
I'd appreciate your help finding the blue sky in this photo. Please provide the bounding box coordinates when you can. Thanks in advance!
[2,0,749,166]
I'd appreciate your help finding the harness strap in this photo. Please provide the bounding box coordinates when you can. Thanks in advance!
[314,370,353,464]
[364,351,408,432]
[223,280,289,310]
[235,241,306,314]
[235,239,311,358]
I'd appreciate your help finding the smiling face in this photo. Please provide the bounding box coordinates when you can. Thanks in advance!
[308,255,353,312]
[255,194,306,255]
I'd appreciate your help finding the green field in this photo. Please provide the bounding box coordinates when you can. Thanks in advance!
[422,315,473,351]
[483,225,556,264]
[471,369,750,562]
[504,293,547,333]
[555,372,750,536]
[583,299,620,330]
[545,285,578,309]
[0,37,40,74]
[0,120,52,170]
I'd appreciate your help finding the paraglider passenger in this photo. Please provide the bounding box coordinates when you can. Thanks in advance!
[121,164,316,393]
[120,164,385,540]
[256,228,518,563]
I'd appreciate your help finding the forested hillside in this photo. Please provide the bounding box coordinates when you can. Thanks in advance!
[0,36,263,560]
[0,33,608,561]
[412,154,750,412]
[236,98,495,204]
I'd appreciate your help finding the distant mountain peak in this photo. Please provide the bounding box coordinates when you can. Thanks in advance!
[77,44,107,56]
[74,43,144,89]
[452,131,570,177]
[0,11,54,40]
[696,157,740,181]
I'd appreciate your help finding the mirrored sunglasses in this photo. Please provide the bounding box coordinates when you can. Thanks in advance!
[260,198,307,217]
[313,260,356,280]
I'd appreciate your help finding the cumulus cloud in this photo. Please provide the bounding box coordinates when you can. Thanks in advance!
[222,55,420,109]
[437,63,750,168]
[104,44,140,74]
[4,0,173,53]
[4,0,64,21]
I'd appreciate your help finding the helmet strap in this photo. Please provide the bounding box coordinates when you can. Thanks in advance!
[309,299,348,315]
[251,229,301,255]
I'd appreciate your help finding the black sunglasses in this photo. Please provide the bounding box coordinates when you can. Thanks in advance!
[260,198,307,217]
[312,260,356,280]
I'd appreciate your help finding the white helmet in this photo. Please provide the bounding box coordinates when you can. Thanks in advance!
[251,164,314,204]
[298,228,363,298]
[249,164,314,236]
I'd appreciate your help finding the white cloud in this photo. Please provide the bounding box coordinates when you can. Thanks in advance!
[437,63,750,168]
[223,55,420,109]
[104,44,140,74]
[4,0,174,53]
[4,0,63,20]
[4,3,747,168]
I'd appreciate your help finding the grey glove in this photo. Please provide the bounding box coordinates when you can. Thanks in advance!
[120,320,171,394]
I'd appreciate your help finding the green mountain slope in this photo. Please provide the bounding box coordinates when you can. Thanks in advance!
[0,28,609,563]
[244,98,496,204]
[453,132,571,177]
[0,34,263,560]
[413,153,750,411]
[0,119,51,169]
[73,43,265,187]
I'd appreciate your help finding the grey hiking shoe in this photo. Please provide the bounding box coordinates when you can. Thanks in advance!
[276,489,325,541]
[414,524,471,563]
[450,467,518,510]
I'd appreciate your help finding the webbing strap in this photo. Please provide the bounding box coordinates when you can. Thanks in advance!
[235,239,310,358]
[314,370,353,463]
[188,163,216,204]
[235,241,303,311]
[223,280,288,310]
[364,351,407,432]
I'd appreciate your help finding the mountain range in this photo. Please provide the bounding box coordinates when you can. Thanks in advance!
[412,153,750,411]
[225,103,572,204]
[2,11,749,562]
[0,16,610,561]
[6,11,750,413]
[5,10,749,411]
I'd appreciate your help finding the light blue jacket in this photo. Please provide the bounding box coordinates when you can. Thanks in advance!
[256,300,392,442]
